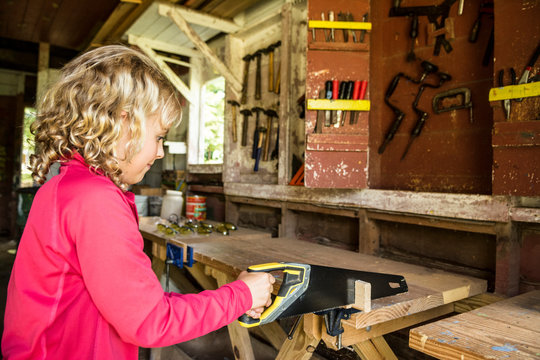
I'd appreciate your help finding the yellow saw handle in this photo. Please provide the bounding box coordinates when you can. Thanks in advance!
[238,262,311,327]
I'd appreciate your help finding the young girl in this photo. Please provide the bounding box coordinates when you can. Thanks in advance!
[2,45,275,359]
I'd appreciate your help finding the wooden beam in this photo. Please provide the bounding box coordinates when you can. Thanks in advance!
[89,0,153,48]
[128,35,200,58]
[158,2,241,33]
[162,5,243,96]
[130,37,195,104]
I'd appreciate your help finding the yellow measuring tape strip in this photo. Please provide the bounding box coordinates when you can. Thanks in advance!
[489,82,540,101]
[308,20,372,30]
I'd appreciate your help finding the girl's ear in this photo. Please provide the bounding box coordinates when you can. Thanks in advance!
[120,110,128,121]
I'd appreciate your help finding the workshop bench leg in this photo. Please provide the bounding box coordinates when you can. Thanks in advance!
[353,336,398,360]
[211,268,256,360]
[276,317,320,360]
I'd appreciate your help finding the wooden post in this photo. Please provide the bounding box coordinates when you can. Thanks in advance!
[358,210,380,255]
[494,222,520,296]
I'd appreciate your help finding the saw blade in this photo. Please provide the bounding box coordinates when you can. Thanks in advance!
[276,264,407,319]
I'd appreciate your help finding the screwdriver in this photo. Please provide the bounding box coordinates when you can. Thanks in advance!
[342,81,354,126]
[329,11,335,42]
[321,12,330,42]
[325,80,333,126]
[332,79,339,126]
[337,81,347,126]
[350,81,361,125]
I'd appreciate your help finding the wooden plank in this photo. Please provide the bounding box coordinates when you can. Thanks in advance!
[128,35,200,58]
[162,4,242,95]
[453,293,505,313]
[371,336,398,360]
[223,183,511,223]
[158,2,241,33]
[131,37,194,104]
[510,207,540,223]
[354,340,383,360]
[410,290,540,360]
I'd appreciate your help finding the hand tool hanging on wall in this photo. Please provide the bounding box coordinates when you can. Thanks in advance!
[237,262,408,328]
[406,14,419,62]
[253,126,266,172]
[325,80,333,127]
[379,74,406,154]
[241,55,253,104]
[343,80,354,125]
[497,69,516,120]
[253,50,262,100]
[516,42,540,101]
[240,109,252,146]
[337,12,349,42]
[271,125,279,161]
[272,41,281,95]
[329,11,335,42]
[359,13,368,43]
[315,89,325,133]
[264,44,275,93]
[469,0,493,43]
[432,87,474,123]
[379,61,439,154]
[389,0,458,57]
[332,79,339,127]
[251,107,264,158]
[227,100,240,143]
[350,80,368,125]
[321,12,330,42]
[401,72,451,160]
[336,80,348,126]
[346,12,357,43]
[263,110,278,161]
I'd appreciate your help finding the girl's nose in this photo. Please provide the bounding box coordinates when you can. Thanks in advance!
[156,143,165,159]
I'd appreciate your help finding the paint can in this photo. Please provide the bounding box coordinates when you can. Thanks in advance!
[186,195,206,220]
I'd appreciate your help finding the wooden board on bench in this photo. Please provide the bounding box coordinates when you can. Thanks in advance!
[409,290,540,359]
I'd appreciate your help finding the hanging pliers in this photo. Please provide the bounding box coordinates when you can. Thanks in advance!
[497,68,516,120]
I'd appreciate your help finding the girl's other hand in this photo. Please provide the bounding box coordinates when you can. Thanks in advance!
[237,271,275,312]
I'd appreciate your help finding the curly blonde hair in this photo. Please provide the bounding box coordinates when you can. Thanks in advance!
[30,45,182,190]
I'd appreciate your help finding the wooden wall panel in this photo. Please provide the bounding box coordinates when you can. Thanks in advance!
[369,0,493,194]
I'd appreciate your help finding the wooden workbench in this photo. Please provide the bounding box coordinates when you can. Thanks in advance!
[139,216,487,359]
[409,290,540,360]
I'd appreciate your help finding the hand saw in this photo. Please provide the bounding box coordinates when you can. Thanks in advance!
[238,262,408,327]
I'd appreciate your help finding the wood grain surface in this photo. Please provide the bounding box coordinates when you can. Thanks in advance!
[409,290,540,359]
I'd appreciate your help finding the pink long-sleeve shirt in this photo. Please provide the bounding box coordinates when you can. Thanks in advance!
[2,153,252,359]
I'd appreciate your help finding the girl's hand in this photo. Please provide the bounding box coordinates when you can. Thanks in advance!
[237,271,275,315]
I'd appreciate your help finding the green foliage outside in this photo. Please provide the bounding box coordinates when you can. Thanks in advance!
[20,107,35,187]
[202,77,224,164]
